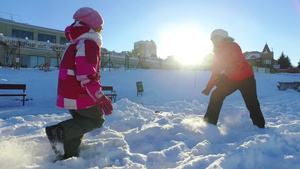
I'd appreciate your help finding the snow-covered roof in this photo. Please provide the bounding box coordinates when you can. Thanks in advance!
[246,53,261,60]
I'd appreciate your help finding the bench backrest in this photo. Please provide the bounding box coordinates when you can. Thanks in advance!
[0,84,26,90]
[102,86,113,91]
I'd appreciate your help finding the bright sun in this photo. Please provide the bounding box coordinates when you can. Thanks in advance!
[160,27,212,65]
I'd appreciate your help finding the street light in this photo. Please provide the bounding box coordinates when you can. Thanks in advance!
[125,52,130,70]
[16,38,30,69]
[0,33,4,40]
[17,40,21,70]
[137,53,141,69]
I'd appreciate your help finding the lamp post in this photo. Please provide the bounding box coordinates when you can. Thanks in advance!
[101,51,113,72]
[108,52,111,72]
[17,40,21,70]
[16,38,29,69]
[125,52,130,70]
[124,53,127,70]
[137,53,141,69]
[127,53,130,70]
[0,33,4,66]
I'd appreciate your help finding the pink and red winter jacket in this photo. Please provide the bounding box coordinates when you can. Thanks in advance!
[206,41,254,89]
[57,21,103,110]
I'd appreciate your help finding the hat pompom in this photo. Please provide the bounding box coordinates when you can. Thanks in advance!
[73,7,104,29]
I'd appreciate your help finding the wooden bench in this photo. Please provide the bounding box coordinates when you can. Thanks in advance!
[277,82,300,92]
[0,84,27,106]
[102,86,117,102]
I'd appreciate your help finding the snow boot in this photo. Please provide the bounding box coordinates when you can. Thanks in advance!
[45,124,65,160]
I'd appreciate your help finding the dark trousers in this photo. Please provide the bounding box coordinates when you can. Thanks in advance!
[59,106,105,157]
[203,76,265,128]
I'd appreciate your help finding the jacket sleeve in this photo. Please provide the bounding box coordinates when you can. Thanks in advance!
[75,39,102,102]
[206,55,222,89]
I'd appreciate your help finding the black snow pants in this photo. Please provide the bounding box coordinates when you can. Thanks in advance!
[203,76,265,128]
[59,106,105,158]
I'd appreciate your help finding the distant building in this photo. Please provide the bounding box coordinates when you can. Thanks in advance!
[133,40,157,59]
[0,18,176,70]
[0,18,67,68]
[244,43,278,69]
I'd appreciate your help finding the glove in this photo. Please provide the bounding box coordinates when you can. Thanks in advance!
[214,74,228,88]
[201,87,212,96]
[96,95,113,115]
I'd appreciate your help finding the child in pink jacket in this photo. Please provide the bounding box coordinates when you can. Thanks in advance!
[45,7,113,161]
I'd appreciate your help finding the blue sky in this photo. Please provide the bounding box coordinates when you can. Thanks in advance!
[1,0,299,66]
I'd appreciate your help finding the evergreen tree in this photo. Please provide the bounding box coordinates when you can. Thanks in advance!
[277,52,292,69]
[286,56,292,67]
[298,59,300,69]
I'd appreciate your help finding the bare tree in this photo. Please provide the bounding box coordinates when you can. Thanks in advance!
[0,40,18,67]
[50,45,66,67]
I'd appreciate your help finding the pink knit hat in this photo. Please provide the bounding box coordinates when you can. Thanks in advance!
[73,7,104,29]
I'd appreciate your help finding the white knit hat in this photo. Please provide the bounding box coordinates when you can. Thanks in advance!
[210,29,228,40]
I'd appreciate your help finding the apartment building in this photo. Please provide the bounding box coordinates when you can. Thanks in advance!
[0,18,67,68]
[133,40,157,59]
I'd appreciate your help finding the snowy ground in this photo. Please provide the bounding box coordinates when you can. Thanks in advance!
[0,68,300,169]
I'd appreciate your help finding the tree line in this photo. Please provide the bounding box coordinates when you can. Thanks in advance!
[277,52,300,69]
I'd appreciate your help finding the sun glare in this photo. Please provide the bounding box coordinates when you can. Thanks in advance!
[160,27,212,65]
[296,0,300,13]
